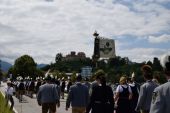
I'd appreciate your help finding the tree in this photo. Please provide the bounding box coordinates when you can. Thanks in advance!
[13,55,37,78]
[153,57,162,71]
[147,61,153,67]
[70,71,77,82]
[55,53,63,63]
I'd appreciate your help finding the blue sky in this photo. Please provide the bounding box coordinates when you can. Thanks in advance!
[0,0,170,64]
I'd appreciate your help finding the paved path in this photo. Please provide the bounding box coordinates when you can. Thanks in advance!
[0,82,72,113]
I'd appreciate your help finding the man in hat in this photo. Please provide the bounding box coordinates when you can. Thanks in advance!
[37,76,60,113]
[136,65,158,113]
[150,54,170,113]
[66,74,89,113]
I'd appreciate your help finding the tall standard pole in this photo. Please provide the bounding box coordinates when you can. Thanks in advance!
[93,31,100,69]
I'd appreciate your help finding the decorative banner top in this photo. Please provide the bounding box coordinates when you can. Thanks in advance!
[99,37,116,58]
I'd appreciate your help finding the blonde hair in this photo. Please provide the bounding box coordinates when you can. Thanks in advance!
[119,76,127,85]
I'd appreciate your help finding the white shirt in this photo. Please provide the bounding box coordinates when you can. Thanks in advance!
[6,86,14,96]
[116,84,132,93]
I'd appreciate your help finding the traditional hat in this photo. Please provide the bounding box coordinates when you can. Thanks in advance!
[76,74,82,81]
[45,75,51,81]
[141,65,152,73]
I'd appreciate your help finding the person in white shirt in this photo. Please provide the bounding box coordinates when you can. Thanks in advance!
[115,76,132,113]
[5,81,14,110]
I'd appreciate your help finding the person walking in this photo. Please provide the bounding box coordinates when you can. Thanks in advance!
[61,78,66,99]
[37,76,60,113]
[5,81,14,110]
[29,79,35,98]
[136,65,158,113]
[127,77,139,113]
[150,54,170,113]
[86,76,114,113]
[17,79,25,102]
[67,78,72,93]
[66,74,89,113]
[91,70,104,90]
[89,70,104,96]
[35,78,42,94]
[83,77,91,92]
[115,76,132,113]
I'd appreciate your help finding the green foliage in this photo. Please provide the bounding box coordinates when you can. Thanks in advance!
[147,60,153,66]
[60,72,67,80]
[55,53,63,63]
[106,69,119,82]
[43,55,166,83]
[152,57,163,72]
[91,69,105,80]
[53,58,92,72]
[52,70,60,78]
[70,72,77,82]
[12,55,37,78]
[0,92,13,113]
[7,53,166,84]
[153,71,166,84]
[34,68,44,78]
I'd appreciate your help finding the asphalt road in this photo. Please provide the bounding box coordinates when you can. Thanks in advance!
[0,82,71,113]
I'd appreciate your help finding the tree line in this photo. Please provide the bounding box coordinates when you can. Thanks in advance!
[0,53,166,84]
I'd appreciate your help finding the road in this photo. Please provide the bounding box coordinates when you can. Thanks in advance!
[0,82,72,113]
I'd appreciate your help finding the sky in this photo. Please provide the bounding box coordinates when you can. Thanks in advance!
[0,0,170,64]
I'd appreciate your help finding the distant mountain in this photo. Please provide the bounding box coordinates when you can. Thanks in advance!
[0,60,12,72]
[0,60,47,72]
[37,64,47,69]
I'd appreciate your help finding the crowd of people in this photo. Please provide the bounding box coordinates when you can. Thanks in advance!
[4,54,170,113]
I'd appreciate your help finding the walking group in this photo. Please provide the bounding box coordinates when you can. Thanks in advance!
[4,54,170,113]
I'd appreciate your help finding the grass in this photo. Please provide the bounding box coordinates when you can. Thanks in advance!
[0,92,13,113]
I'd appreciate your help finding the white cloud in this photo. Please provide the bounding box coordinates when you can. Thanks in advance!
[0,0,169,64]
[148,34,170,43]
[118,48,168,63]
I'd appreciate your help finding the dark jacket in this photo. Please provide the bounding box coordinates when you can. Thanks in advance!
[66,82,89,108]
[86,85,114,113]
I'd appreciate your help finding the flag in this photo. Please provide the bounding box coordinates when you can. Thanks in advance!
[45,69,50,77]
[131,72,135,78]
[99,38,116,58]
